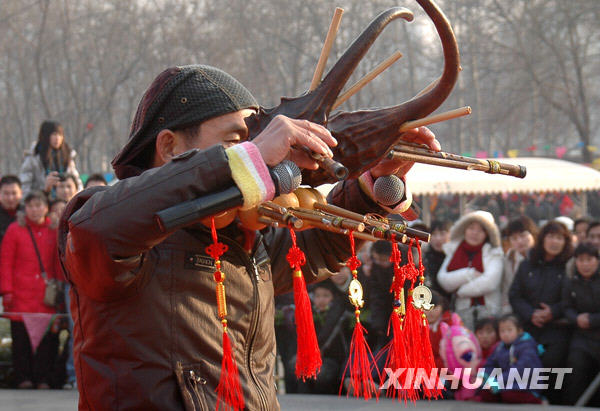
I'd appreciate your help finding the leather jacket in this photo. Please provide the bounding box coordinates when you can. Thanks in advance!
[59,144,388,410]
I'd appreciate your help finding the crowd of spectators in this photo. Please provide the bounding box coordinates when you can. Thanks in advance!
[276,209,600,406]
[0,121,106,390]
[1,119,599,407]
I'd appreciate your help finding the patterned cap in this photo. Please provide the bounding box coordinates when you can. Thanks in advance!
[112,65,258,179]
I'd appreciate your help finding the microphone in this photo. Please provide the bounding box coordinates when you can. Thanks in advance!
[373,175,405,206]
[270,160,301,196]
[155,160,302,232]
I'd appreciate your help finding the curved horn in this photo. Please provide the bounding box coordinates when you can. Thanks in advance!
[303,0,461,185]
[330,0,460,129]
[246,7,414,137]
[311,7,414,117]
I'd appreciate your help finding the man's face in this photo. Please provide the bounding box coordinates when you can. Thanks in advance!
[587,226,600,250]
[173,109,255,155]
[0,183,22,211]
[56,179,77,202]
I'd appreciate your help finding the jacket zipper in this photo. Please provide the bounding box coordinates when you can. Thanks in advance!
[217,232,269,411]
[185,370,207,410]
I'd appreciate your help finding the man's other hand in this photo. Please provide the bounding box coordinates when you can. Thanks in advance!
[252,115,337,169]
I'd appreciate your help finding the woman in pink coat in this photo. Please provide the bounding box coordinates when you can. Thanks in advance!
[1,190,62,389]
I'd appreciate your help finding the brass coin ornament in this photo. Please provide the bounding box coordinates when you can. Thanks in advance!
[411,284,434,311]
[348,278,364,309]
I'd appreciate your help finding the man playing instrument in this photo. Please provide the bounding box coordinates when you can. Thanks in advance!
[58,65,438,410]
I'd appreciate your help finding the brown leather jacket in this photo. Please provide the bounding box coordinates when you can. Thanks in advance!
[59,145,387,410]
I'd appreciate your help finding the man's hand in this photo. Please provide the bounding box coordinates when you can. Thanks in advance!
[45,171,60,192]
[577,313,590,329]
[538,302,553,323]
[252,115,337,169]
[531,310,545,328]
[369,127,440,178]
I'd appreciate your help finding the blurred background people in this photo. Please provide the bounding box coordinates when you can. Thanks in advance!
[562,243,600,406]
[0,191,62,389]
[0,176,22,244]
[501,216,537,314]
[297,280,347,395]
[481,314,543,404]
[586,221,600,251]
[19,120,82,198]
[509,220,573,404]
[573,217,590,246]
[422,219,452,301]
[83,173,108,189]
[437,211,504,330]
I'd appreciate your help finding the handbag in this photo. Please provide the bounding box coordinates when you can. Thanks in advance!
[27,225,64,308]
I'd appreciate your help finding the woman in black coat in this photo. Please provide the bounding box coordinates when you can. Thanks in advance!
[509,221,573,404]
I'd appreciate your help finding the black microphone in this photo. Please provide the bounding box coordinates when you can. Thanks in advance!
[155,160,302,232]
[373,175,405,206]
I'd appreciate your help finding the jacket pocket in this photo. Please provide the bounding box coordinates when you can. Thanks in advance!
[175,362,209,411]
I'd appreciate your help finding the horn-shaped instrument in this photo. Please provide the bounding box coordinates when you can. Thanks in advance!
[389,142,527,178]
[245,0,461,187]
[252,187,430,244]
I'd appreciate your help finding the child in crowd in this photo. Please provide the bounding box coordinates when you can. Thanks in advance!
[425,290,451,369]
[562,243,600,406]
[83,173,108,188]
[55,173,79,203]
[474,317,499,368]
[481,314,543,404]
[48,199,67,228]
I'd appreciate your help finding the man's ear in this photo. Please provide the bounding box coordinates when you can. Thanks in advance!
[154,129,178,166]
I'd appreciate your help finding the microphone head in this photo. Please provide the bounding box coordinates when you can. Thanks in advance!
[271,160,302,194]
[373,175,405,206]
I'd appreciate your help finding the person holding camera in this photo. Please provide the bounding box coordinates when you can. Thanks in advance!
[19,120,82,199]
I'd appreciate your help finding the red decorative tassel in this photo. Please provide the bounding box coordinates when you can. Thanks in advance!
[417,314,443,399]
[378,239,417,402]
[286,228,321,380]
[216,330,245,411]
[413,241,443,399]
[340,232,379,400]
[206,217,245,411]
[403,294,423,395]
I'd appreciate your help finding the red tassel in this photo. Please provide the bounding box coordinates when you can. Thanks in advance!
[293,270,322,379]
[205,217,245,411]
[381,311,418,403]
[342,319,379,400]
[403,295,422,397]
[376,239,416,402]
[216,330,245,411]
[340,231,379,400]
[418,315,443,399]
[287,228,321,379]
